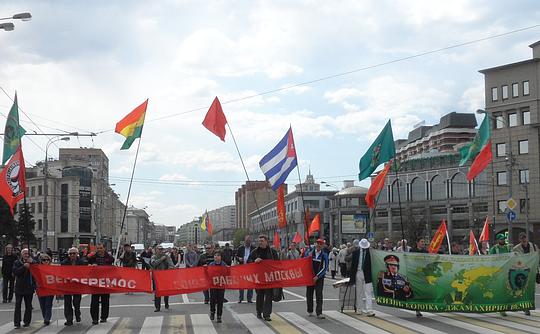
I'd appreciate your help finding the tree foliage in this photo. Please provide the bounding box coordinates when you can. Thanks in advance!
[17,200,36,247]
[233,228,249,247]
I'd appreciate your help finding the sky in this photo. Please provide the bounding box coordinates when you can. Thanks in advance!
[1,0,539,228]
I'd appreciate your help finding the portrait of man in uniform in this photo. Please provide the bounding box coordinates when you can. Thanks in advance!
[377,254,413,300]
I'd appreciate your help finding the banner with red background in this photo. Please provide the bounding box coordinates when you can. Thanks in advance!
[154,258,314,297]
[30,265,153,296]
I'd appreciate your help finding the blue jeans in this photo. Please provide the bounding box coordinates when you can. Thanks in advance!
[39,296,54,322]
[239,289,253,302]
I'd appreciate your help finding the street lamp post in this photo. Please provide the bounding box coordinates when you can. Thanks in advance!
[43,136,70,251]
[0,12,31,31]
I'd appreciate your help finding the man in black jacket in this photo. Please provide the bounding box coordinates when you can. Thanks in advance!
[87,244,114,325]
[12,248,35,328]
[349,239,374,316]
[61,247,85,326]
[2,244,17,303]
[236,236,255,303]
[248,235,278,321]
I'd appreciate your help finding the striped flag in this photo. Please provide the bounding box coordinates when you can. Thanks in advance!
[259,127,297,190]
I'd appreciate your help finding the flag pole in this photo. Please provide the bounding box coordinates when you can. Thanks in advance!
[446,226,452,255]
[225,123,266,232]
[294,160,310,247]
[114,136,142,264]
[393,160,406,246]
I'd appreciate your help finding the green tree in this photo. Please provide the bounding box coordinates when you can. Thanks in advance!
[17,200,36,247]
[233,228,249,248]
[0,197,18,248]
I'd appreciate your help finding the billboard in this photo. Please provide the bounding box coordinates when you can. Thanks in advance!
[341,214,367,234]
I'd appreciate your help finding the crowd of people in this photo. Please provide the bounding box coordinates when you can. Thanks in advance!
[0,231,538,328]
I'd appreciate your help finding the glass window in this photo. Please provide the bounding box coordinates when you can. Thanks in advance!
[508,113,517,127]
[38,185,43,196]
[495,115,504,129]
[430,175,446,200]
[31,203,35,213]
[520,199,529,214]
[491,87,498,101]
[451,173,468,199]
[518,140,528,154]
[512,83,519,97]
[38,219,42,230]
[523,81,530,95]
[31,186,35,197]
[391,179,406,202]
[497,200,507,213]
[523,111,530,125]
[496,143,506,157]
[410,177,426,201]
[38,202,43,213]
[497,171,507,185]
[519,169,529,184]
[502,85,508,99]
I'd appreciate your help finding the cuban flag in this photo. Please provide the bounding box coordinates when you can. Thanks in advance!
[259,127,298,190]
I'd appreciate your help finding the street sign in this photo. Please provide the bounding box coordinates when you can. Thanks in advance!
[506,198,517,211]
[506,210,517,222]
[367,231,374,241]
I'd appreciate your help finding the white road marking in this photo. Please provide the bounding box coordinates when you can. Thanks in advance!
[283,289,306,300]
[401,310,505,334]
[325,310,391,334]
[376,310,447,334]
[237,313,275,334]
[85,317,120,334]
[182,294,190,304]
[463,312,540,332]
[139,316,164,333]
[191,314,218,334]
[278,312,331,334]
[33,321,65,334]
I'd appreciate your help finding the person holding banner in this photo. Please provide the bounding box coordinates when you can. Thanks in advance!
[151,245,174,312]
[349,239,375,317]
[304,239,328,319]
[512,232,538,316]
[37,254,54,326]
[236,236,255,303]
[87,243,114,325]
[248,235,279,321]
[209,250,227,323]
[12,248,36,329]
[61,247,85,326]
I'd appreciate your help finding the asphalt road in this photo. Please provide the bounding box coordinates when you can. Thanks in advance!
[0,278,539,333]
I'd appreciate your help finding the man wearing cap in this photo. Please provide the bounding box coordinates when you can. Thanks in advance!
[512,232,538,316]
[349,238,374,316]
[304,239,329,319]
[490,234,512,254]
[377,255,412,300]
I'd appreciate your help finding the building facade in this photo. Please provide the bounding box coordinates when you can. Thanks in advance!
[124,206,152,246]
[479,41,540,243]
[235,181,282,230]
[177,219,208,246]
[208,205,236,242]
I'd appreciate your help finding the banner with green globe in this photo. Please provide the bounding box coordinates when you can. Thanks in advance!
[370,249,539,313]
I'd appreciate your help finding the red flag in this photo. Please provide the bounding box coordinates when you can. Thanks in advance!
[428,219,447,254]
[277,185,286,228]
[479,216,490,242]
[273,231,281,249]
[468,230,479,256]
[0,146,26,213]
[292,232,302,244]
[207,215,213,236]
[365,162,391,208]
[308,213,320,236]
[202,97,228,141]
[467,141,492,181]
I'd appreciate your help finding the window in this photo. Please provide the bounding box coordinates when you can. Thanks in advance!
[61,184,69,233]
[518,140,528,154]
[497,200,507,214]
[519,169,529,184]
[430,175,446,200]
[30,203,35,213]
[38,219,42,230]
[520,199,529,214]
[452,206,468,214]
[38,185,43,196]
[38,202,42,213]
[495,115,504,129]
[491,87,498,101]
[522,111,530,125]
[508,113,517,127]
[410,177,426,201]
[512,83,519,97]
[502,85,508,99]
[523,81,530,95]
[31,186,35,197]
[496,143,506,157]
[497,171,507,185]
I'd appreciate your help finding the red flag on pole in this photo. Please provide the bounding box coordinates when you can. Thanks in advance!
[466,141,493,181]
[273,231,281,249]
[468,230,479,256]
[308,213,320,236]
[479,216,490,242]
[277,185,286,228]
[0,145,26,213]
[202,97,228,141]
[292,231,302,244]
[428,219,447,254]
[365,161,391,208]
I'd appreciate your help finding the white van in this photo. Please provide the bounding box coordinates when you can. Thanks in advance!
[131,244,145,255]
[159,242,175,250]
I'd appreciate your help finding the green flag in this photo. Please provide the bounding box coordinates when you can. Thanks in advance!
[359,120,396,181]
[459,114,491,166]
[3,93,26,165]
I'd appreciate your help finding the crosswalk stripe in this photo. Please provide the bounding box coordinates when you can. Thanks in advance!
[376,310,447,334]
[191,314,217,334]
[111,317,131,334]
[325,311,391,334]
[277,312,331,334]
[349,313,417,334]
[0,322,13,333]
[266,313,303,334]
[444,313,521,334]
[237,314,275,334]
[168,315,187,334]
[33,321,65,334]
[283,289,306,300]
[461,313,538,333]
[86,317,120,334]
[182,294,190,304]
[503,312,540,323]
[140,316,164,333]
[402,311,504,334]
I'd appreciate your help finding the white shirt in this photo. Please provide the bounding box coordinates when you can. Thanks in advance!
[243,246,251,263]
